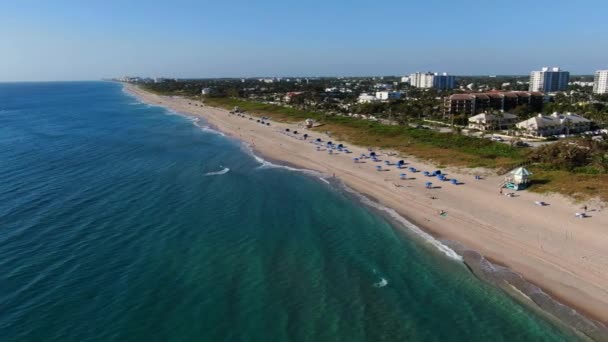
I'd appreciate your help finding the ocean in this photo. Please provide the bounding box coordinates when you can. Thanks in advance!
[0,82,577,341]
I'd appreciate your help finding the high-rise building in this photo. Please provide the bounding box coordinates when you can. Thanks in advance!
[529,67,570,92]
[593,70,608,94]
[409,72,435,88]
[432,73,456,90]
[409,72,455,90]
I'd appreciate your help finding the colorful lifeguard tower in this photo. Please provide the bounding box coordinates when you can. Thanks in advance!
[502,167,532,190]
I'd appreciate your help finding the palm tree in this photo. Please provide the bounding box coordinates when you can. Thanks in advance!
[563,117,573,136]
[593,153,608,173]
[492,110,504,131]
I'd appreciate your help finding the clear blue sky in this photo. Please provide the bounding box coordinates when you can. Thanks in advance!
[1,0,607,81]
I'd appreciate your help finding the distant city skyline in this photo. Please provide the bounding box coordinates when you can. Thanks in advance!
[1,0,607,82]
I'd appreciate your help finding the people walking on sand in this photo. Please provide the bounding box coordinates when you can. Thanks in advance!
[500,188,503,195]
[583,205,587,213]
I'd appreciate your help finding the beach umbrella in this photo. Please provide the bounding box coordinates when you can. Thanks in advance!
[425,182,432,189]
[400,173,407,180]
[423,171,430,177]
[434,170,442,175]
[329,150,333,154]
[338,144,344,148]
[398,160,405,165]
[409,167,416,172]
[376,165,382,171]
[451,179,458,185]
[384,160,390,165]
[370,152,377,157]
[361,153,367,158]
[353,158,359,163]
[316,138,322,142]
[285,128,290,132]
[303,134,308,139]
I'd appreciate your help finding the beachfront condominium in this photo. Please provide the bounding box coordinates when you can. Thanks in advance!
[409,72,456,90]
[593,70,608,94]
[529,67,570,93]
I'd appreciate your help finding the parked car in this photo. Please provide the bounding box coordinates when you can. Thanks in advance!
[490,136,503,142]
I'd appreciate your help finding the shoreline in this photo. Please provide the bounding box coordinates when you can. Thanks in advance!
[124,83,608,340]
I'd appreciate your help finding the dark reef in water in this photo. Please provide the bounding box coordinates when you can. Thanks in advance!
[446,242,608,342]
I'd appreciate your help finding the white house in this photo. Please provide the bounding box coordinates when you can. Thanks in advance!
[468,112,518,130]
[515,112,592,137]
[201,88,213,95]
[375,91,402,101]
[358,93,379,103]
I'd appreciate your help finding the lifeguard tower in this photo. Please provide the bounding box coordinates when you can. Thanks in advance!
[502,167,532,190]
[305,118,314,128]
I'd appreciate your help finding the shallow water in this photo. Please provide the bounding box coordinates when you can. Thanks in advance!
[0,82,577,341]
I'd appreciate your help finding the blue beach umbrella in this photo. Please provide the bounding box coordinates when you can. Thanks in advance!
[376,165,382,171]
[384,160,390,165]
[423,171,430,177]
[398,160,405,165]
[353,158,359,163]
[425,182,432,189]
[451,179,458,185]
[400,173,406,180]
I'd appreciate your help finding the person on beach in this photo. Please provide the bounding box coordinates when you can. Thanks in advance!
[500,188,503,195]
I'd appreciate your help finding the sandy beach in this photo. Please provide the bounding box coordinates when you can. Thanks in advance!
[126,84,608,337]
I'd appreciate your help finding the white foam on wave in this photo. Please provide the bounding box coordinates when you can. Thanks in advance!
[341,185,463,261]
[373,278,388,288]
[204,167,230,176]
[244,146,325,178]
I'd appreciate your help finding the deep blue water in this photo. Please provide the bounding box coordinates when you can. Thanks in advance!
[0,82,576,341]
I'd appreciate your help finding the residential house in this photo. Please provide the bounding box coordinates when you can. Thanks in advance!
[468,112,518,130]
[515,112,592,137]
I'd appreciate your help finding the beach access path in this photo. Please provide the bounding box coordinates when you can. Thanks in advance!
[126,84,608,327]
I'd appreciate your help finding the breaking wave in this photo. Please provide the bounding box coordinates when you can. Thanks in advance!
[204,167,230,176]
[341,184,463,261]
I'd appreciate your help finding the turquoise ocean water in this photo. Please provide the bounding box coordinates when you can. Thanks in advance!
[0,82,577,341]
